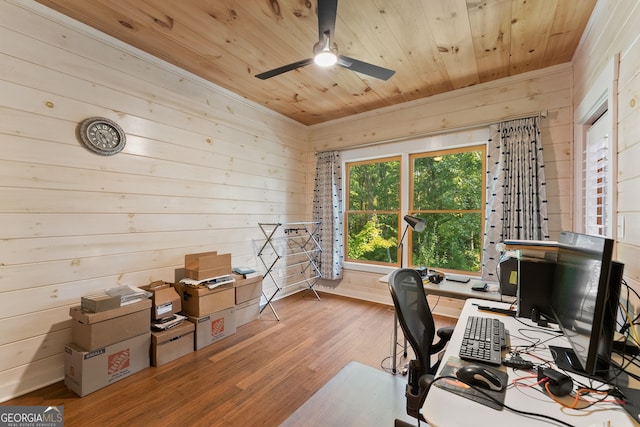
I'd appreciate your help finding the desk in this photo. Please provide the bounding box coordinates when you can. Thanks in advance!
[379,273,513,303]
[421,299,635,426]
[380,272,515,373]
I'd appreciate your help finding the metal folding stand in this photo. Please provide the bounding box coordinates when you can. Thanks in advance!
[257,221,322,320]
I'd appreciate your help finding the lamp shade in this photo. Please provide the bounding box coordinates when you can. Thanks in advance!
[403,215,425,232]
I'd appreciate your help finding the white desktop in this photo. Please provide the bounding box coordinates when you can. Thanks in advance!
[421,298,636,426]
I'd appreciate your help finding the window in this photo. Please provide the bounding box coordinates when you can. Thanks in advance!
[345,157,401,265]
[344,144,486,272]
[584,111,611,237]
[574,55,618,239]
[409,146,485,272]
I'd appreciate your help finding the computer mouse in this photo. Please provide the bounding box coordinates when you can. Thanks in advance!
[456,365,505,391]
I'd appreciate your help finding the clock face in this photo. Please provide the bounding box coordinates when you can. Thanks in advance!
[79,117,126,155]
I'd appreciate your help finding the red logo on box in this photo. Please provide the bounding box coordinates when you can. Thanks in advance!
[211,318,225,336]
[108,348,130,374]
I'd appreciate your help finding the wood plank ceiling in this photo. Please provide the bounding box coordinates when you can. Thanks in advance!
[35,0,597,126]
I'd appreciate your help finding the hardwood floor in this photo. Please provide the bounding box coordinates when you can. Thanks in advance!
[4,291,457,426]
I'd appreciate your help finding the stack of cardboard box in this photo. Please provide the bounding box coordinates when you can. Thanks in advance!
[142,281,195,367]
[175,252,237,350]
[64,297,152,397]
[63,252,264,396]
[233,273,262,326]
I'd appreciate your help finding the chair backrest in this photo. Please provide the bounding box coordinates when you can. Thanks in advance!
[388,268,437,376]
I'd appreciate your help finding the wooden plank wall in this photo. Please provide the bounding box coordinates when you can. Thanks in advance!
[306,64,574,313]
[0,1,308,401]
[572,0,640,294]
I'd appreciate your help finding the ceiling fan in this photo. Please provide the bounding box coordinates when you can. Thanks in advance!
[255,0,395,81]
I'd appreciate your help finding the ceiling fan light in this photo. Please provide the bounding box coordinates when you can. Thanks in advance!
[314,50,337,67]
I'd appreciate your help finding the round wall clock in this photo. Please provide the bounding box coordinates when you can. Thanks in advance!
[78,117,126,156]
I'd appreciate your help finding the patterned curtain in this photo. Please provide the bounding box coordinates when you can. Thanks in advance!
[481,116,550,280]
[312,151,344,280]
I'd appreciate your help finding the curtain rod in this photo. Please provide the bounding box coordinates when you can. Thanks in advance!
[316,110,548,154]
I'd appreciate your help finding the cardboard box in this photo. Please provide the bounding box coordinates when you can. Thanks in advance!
[235,297,260,327]
[173,281,235,317]
[233,274,263,304]
[184,251,217,270]
[184,252,232,280]
[151,321,194,366]
[81,293,121,313]
[70,300,151,351]
[189,307,236,350]
[184,267,230,281]
[64,333,150,397]
[141,281,181,320]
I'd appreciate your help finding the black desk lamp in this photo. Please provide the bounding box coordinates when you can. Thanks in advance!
[399,215,425,267]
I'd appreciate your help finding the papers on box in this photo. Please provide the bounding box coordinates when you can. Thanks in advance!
[179,274,235,289]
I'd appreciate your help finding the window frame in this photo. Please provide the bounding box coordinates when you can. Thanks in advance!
[573,54,619,240]
[341,131,489,273]
[344,155,402,266]
[407,145,487,272]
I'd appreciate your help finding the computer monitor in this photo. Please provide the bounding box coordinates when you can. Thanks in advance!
[549,231,623,379]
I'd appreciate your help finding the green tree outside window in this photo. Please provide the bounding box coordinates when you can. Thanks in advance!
[410,147,485,272]
[344,146,485,272]
[346,157,400,264]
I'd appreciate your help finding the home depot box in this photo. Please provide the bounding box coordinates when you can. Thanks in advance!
[184,252,232,281]
[151,321,194,366]
[173,281,235,317]
[188,307,236,350]
[235,297,260,327]
[233,274,263,305]
[64,332,150,397]
[70,299,151,351]
[140,281,181,320]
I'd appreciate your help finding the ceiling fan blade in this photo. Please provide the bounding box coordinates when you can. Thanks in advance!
[318,0,338,40]
[255,58,314,80]
[337,55,395,81]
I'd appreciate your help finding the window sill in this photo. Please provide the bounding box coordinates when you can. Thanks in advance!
[343,261,396,275]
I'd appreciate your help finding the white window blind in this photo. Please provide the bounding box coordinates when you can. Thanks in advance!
[584,132,608,236]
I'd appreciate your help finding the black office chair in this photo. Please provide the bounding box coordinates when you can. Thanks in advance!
[388,268,454,425]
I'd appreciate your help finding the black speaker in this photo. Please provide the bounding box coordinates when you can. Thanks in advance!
[499,257,519,296]
[500,257,556,319]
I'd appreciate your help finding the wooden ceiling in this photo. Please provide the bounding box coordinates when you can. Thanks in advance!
[35,0,597,126]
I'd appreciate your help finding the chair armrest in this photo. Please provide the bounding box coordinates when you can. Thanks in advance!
[437,326,454,341]
[431,326,455,353]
